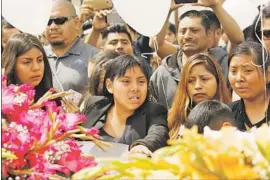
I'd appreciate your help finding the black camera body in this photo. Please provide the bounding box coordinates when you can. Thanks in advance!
[174,0,198,4]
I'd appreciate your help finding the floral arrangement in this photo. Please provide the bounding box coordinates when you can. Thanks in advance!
[72,125,270,180]
[1,76,109,179]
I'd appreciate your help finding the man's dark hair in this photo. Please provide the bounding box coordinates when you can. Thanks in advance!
[168,23,176,35]
[200,10,221,30]
[179,10,211,32]
[2,20,15,30]
[185,100,236,134]
[101,23,132,44]
[103,55,151,99]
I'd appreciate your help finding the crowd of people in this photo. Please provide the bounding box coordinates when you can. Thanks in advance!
[2,0,270,156]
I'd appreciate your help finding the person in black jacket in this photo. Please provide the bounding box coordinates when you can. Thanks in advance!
[81,55,169,156]
[228,41,270,131]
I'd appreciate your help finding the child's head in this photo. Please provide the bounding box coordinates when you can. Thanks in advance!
[185,100,237,134]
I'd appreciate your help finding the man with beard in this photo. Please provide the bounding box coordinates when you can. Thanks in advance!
[44,0,99,93]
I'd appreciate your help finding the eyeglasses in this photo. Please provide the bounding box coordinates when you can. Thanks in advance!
[47,16,74,26]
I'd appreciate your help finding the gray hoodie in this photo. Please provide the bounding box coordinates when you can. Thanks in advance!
[150,47,228,109]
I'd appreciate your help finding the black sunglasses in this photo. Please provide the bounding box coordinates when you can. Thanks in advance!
[47,16,74,26]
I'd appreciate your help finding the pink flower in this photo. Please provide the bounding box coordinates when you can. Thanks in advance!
[3,154,27,172]
[28,152,70,177]
[28,153,47,172]
[8,157,28,169]
[2,75,7,86]
[2,122,34,158]
[17,109,47,127]
[45,164,70,177]
[87,128,100,136]
[28,173,49,180]
[54,113,86,137]
[2,85,17,114]
[48,88,55,93]
[56,140,97,172]
[4,109,52,147]
[2,82,98,178]
[44,101,60,114]
[17,84,35,99]
[2,83,35,116]
[2,161,9,178]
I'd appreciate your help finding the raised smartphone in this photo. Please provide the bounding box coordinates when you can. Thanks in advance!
[83,0,113,10]
[174,0,198,4]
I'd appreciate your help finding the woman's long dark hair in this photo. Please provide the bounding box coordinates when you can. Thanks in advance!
[79,50,120,109]
[2,33,53,102]
[88,50,120,96]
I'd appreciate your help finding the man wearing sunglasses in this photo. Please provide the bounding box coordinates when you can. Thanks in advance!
[248,2,270,53]
[261,3,270,53]
[44,0,99,93]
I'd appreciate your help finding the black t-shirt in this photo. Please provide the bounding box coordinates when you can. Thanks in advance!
[97,114,127,143]
[229,100,270,131]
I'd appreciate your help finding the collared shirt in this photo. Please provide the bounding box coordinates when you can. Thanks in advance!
[45,37,99,92]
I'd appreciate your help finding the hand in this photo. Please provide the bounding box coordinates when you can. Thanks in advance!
[61,97,80,113]
[92,9,112,31]
[129,145,152,157]
[170,0,184,12]
[150,53,162,71]
[79,4,95,24]
[195,0,224,9]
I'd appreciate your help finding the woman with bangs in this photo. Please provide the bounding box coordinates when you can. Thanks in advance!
[228,41,270,131]
[82,55,169,156]
[168,53,231,139]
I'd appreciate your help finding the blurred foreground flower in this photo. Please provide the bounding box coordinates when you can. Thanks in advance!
[1,77,109,179]
[73,125,270,179]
